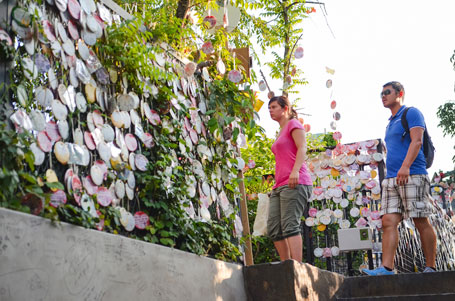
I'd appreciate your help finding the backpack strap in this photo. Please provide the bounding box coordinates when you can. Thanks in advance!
[400,107,412,140]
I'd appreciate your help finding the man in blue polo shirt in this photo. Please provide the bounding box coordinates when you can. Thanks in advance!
[362,81,437,276]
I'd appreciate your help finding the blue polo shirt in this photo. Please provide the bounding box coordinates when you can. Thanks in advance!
[384,106,427,178]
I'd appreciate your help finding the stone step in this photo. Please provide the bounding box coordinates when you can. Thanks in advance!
[244,260,344,301]
[244,259,455,300]
[336,271,455,299]
[336,293,455,301]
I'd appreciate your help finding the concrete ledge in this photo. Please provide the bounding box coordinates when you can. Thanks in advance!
[0,208,246,301]
[336,271,455,299]
[244,260,345,301]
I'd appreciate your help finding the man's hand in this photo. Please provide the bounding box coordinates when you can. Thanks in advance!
[396,166,410,186]
[288,171,299,189]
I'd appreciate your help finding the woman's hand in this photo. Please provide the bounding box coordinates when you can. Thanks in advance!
[288,171,299,189]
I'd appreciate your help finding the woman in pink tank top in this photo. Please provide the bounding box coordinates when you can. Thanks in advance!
[267,96,312,262]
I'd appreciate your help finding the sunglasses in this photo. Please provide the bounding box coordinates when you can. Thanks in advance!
[380,89,392,97]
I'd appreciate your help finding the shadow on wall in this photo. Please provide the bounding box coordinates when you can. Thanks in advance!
[294,261,345,300]
[243,260,345,301]
[212,260,247,301]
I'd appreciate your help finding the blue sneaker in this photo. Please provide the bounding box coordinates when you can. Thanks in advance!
[361,266,394,276]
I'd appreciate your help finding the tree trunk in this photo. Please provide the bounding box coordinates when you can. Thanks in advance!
[0,0,16,130]
[176,0,190,19]
[282,2,290,97]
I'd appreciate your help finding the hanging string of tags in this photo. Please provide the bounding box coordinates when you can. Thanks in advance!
[325,66,341,137]
[199,0,243,84]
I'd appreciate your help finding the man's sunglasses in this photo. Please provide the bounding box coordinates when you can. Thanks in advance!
[380,89,392,97]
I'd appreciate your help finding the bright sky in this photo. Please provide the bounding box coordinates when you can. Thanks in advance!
[253,0,455,177]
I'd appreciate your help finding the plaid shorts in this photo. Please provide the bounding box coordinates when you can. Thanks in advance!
[380,174,432,219]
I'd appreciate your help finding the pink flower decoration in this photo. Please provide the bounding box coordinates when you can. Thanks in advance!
[228,70,242,83]
[365,180,377,189]
[335,142,346,153]
[333,131,342,140]
[203,15,217,29]
[365,140,376,148]
[201,41,214,54]
[308,207,318,217]
[322,247,332,258]
[184,62,197,77]
[294,47,304,59]
[355,217,368,227]
[247,159,256,169]
[370,210,381,220]
[149,109,161,125]
[134,211,150,230]
[313,187,324,196]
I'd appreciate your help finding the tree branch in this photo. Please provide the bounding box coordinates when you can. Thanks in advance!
[176,0,190,20]
[259,70,272,93]
[197,61,215,70]
[289,33,304,63]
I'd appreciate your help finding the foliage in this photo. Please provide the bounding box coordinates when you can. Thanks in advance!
[0,124,45,212]
[241,129,275,194]
[437,101,455,162]
[0,0,319,265]
[307,132,337,154]
[95,1,255,262]
[234,0,314,96]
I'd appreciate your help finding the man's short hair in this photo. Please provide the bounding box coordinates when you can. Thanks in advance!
[383,81,405,100]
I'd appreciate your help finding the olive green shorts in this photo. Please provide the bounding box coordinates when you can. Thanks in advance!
[267,184,312,242]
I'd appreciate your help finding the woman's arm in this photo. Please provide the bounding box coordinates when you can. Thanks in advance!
[288,128,307,188]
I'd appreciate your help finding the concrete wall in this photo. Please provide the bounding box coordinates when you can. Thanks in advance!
[0,208,246,301]
[244,260,345,301]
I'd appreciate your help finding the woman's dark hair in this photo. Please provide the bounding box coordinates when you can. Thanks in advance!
[268,95,298,119]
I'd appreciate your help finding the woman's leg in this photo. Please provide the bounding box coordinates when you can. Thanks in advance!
[268,188,289,259]
[280,185,310,262]
[274,239,291,260]
[286,234,302,262]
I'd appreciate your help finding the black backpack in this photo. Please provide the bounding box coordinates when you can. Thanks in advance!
[401,107,435,169]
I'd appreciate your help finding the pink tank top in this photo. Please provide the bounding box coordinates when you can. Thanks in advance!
[271,119,312,189]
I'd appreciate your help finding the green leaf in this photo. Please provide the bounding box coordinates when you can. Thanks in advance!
[160,230,169,237]
[224,116,235,125]
[45,182,65,190]
[160,238,174,246]
[207,118,219,133]
[20,172,37,184]
[155,220,165,229]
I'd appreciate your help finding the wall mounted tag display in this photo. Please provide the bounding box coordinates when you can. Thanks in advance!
[4,0,255,266]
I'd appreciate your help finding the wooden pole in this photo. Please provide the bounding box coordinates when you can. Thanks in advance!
[238,170,254,266]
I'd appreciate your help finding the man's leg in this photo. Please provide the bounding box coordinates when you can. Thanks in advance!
[274,239,291,260]
[413,217,436,268]
[286,234,302,262]
[381,213,402,269]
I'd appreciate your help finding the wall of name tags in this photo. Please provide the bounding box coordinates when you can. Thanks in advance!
[303,139,385,269]
[305,136,455,274]
[5,0,247,241]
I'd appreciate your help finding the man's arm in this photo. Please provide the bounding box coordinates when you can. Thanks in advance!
[396,127,424,185]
